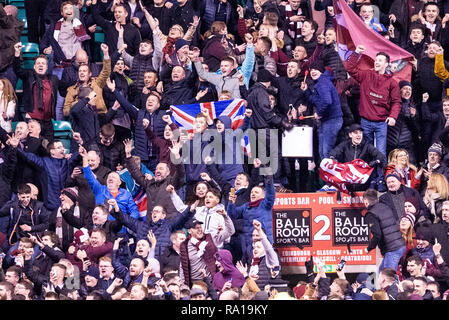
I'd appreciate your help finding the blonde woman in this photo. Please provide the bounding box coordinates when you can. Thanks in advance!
[423,173,449,223]
[0,78,17,133]
[385,148,421,190]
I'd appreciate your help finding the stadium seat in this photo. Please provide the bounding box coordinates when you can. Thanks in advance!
[52,120,72,153]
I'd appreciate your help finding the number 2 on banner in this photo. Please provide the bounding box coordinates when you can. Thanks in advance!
[314,215,331,241]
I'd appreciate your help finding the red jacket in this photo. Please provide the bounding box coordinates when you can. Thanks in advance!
[346,53,401,121]
[385,164,421,190]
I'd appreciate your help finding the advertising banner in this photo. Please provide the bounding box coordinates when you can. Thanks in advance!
[273,192,377,273]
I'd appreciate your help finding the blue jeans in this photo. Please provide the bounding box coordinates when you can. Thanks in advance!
[361,118,387,159]
[318,117,343,161]
[379,245,406,273]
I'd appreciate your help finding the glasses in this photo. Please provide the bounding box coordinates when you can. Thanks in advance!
[213,253,222,261]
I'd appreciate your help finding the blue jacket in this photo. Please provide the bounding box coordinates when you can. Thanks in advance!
[304,70,343,122]
[111,207,194,259]
[227,177,275,258]
[18,149,80,210]
[83,165,140,225]
[114,90,165,162]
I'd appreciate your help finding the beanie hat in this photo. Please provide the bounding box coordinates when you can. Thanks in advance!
[61,187,79,204]
[415,226,434,244]
[257,69,273,83]
[385,173,401,182]
[74,228,90,245]
[309,60,325,73]
[428,143,443,158]
[85,266,100,280]
[401,212,416,228]
[174,38,189,53]
[356,273,370,284]
[404,197,419,211]
[399,80,412,90]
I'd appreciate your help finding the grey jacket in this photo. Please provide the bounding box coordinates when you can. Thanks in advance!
[193,61,241,99]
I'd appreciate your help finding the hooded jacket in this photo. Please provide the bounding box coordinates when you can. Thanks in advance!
[214,115,244,183]
[212,249,245,291]
[346,52,401,121]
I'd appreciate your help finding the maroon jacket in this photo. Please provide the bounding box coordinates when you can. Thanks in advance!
[66,242,113,271]
[180,234,217,287]
[346,53,401,122]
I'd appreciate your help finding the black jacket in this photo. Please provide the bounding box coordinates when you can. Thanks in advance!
[248,83,284,129]
[0,199,49,245]
[329,138,385,166]
[159,244,181,275]
[95,138,127,172]
[13,57,59,117]
[91,3,142,56]
[61,206,122,243]
[320,42,347,81]
[365,202,404,255]
[431,221,449,266]
[31,245,65,278]
[272,75,307,115]
[387,99,420,150]
[379,185,432,225]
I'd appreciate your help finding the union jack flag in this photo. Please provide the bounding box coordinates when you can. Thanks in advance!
[170,99,251,156]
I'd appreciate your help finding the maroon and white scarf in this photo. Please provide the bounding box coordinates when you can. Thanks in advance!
[285,5,303,40]
[53,18,91,43]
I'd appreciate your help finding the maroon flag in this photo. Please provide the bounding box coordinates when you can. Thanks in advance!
[333,0,414,82]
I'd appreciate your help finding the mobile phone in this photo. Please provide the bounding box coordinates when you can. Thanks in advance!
[336,259,346,271]
[230,187,235,196]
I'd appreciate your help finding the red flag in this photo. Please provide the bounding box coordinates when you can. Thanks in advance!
[333,0,414,82]
[319,158,374,193]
